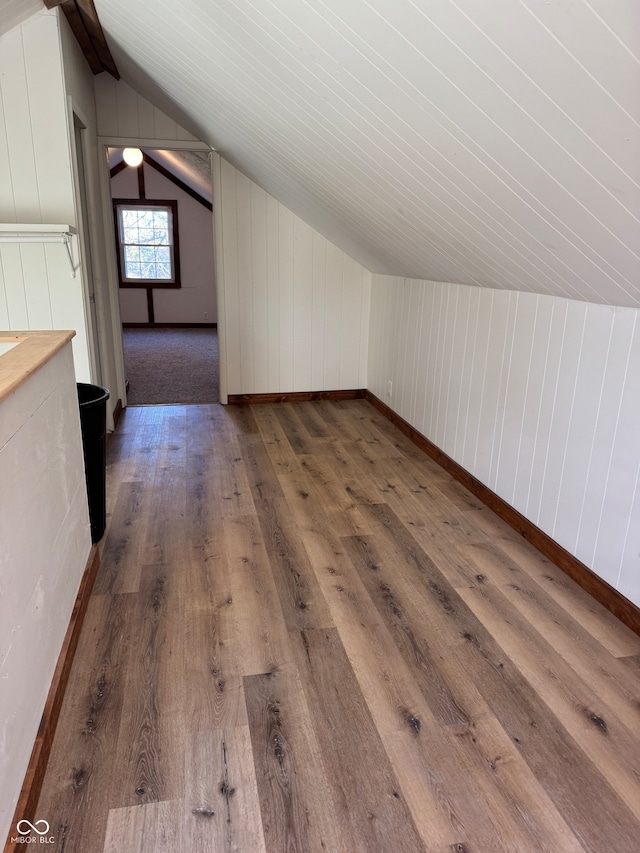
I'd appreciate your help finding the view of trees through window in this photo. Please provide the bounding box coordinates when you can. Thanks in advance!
[121,207,172,280]
[114,199,180,287]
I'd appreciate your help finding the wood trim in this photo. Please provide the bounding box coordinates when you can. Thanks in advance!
[51,1,119,79]
[109,159,127,179]
[0,332,75,405]
[228,389,366,405]
[122,322,217,328]
[100,137,211,153]
[146,289,155,324]
[364,390,640,636]
[137,162,146,200]
[4,545,100,853]
[74,0,119,79]
[112,397,123,429]
[59,1,102,74]
[112,199,181,290]
[143,153,213,211]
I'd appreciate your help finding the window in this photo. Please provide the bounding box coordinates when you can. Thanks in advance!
[113,199,180,288]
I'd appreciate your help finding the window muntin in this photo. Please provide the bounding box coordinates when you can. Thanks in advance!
[114,200,180,288]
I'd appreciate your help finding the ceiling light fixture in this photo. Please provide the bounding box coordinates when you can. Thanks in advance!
[123,147,143,167]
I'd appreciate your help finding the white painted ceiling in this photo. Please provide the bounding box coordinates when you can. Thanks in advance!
[0,0,41,36]
[108,148,212,203]
[94,1,639,306]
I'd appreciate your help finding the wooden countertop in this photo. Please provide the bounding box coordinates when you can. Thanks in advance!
[0,330,75,404]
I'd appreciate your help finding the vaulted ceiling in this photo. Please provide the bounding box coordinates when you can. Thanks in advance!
[0,0,41,35]
[97,2,639,306]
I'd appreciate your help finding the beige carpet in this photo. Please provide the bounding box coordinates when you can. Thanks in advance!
[122,327,219,405]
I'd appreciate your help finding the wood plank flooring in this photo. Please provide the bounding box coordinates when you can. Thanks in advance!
[36,400,640,852]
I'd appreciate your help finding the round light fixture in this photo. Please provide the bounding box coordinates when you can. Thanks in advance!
[122,147,143,167]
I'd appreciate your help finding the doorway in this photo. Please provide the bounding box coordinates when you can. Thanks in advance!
[108,146,218,404]
[73,111,103,383]
[121,326,219,404]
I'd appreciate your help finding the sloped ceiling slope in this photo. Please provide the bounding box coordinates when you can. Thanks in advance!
[93,0,640,307]
[0,0,42,35]
[109,147,213,203]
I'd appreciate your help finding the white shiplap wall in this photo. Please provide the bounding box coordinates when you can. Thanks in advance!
[0,340,91,845]
[369,275,640,607]
[94,75,202,143]
[216,156,371,396]
[0,9,92,379]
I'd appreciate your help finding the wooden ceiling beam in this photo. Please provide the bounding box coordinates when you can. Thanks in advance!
[60,1,103,74]
[143,153,213,212]
[42,0,119,79]
[74,0,119,79]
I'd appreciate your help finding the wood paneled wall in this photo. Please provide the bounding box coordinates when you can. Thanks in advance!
[94,75,201,142]
[0,9,92,379]
[368,275,640,607]
[216,157,371,397]
[0,341,91,844]
[0,12,74,221]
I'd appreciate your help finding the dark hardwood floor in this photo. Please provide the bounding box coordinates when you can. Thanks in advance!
[36,400,640,852]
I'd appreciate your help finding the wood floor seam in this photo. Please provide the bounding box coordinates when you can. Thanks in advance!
[33,400,640,853]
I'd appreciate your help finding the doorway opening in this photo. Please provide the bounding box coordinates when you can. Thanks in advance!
[120,326,219,404]
[108,146,218,405]
[73,111,103,383]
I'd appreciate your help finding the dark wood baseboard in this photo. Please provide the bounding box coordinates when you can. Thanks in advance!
[112,398,123,429]
[364,390,640,637]
[228,389,366,405]
[122,322,217,329]
[4,545,100,853]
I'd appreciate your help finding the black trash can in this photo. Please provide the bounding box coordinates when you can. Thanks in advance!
[77,382,110,543]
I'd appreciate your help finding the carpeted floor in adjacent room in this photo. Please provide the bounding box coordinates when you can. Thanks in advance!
[122,326,219,405]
